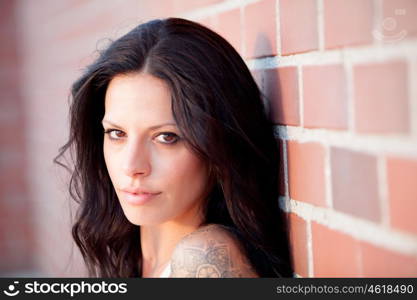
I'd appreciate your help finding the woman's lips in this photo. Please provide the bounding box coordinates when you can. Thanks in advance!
[121,191,161,205]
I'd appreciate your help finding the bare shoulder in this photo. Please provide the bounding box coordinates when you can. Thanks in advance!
[170,224,259,278]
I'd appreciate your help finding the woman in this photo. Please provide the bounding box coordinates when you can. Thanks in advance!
[55,17,294,278]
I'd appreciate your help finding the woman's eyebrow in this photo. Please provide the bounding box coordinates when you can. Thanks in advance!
[148,122,177,130]
[101,119,120,128]
[101,119,177,130]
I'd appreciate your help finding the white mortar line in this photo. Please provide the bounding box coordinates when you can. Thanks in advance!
[246,38,417,69]
[408,56,417,138]
[372,0,384,46]
[274,125,417,159]
[324,145,333,208]
[377,155,390,227]
[239,3,245,59]
[276,0,282,56]
[211,13,219,30]
[306,219,314,277]
[281,197,417,257]
[297,66,304,128]
[317,0,325,51]
[282,139,290,198]
[240,1,260,58]
[179,0,260,20]
[344,59,355,133]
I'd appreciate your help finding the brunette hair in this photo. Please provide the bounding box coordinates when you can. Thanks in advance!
[55,17,293,277]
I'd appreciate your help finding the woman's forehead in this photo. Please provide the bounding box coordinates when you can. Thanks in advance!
[104,73,174,126]
[105,73,171,104]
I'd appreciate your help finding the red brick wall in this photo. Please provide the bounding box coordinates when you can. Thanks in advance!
[3,0,416,276]
[0,0,33,275]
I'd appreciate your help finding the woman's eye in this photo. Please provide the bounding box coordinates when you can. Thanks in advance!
[104,129,126,140]
[155,132,179,144]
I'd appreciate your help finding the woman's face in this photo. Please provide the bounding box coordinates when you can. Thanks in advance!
[102,72,209,226]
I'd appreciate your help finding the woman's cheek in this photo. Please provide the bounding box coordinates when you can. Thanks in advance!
[170,151,208,196]
[151,148,180,183]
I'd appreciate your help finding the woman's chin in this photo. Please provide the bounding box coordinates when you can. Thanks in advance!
[122,210,165,226]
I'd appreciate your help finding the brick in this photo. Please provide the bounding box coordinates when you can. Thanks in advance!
[324,0,373,49]
[216,9,242,54]
[354,61,409,134]
[250,69,263,91]
[244,0,277,58]
[264,67,300,126]
[54,0,143,43]
[173,0,223,14]
[251,69,271,115]
[312,222,361,277]
[136,0,174,19]
[288,213,309,277]
[331,148,380,222]
[0,164,27,194]
[55,9,118,42]
[386,157,417,235]
[0,122,25,150]
[381,0,417,41]
[196,16,216,32]
[361,242,417,277]
[0,69,19,91]
[0,1,18,66]
[287,141,326,206]
[303,65,348,130]
[16,0,69,20]
[0,216,33,273]
[0,0,15,30]
[279,0,318,55]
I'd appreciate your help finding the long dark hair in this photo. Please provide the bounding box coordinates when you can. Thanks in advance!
[55,17,293,277]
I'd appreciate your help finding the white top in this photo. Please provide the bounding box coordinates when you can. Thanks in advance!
[159,261,171,278]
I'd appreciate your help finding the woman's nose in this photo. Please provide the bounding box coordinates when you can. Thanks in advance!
[121,140,151,177]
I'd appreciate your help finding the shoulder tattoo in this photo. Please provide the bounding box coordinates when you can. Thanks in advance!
[170,225,258,278]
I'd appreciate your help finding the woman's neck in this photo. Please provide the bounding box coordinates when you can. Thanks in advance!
[140,219,203,277]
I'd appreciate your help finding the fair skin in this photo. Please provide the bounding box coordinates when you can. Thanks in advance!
[103,72,210,277]
[102,72,258,277]
[170,224,259,277]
